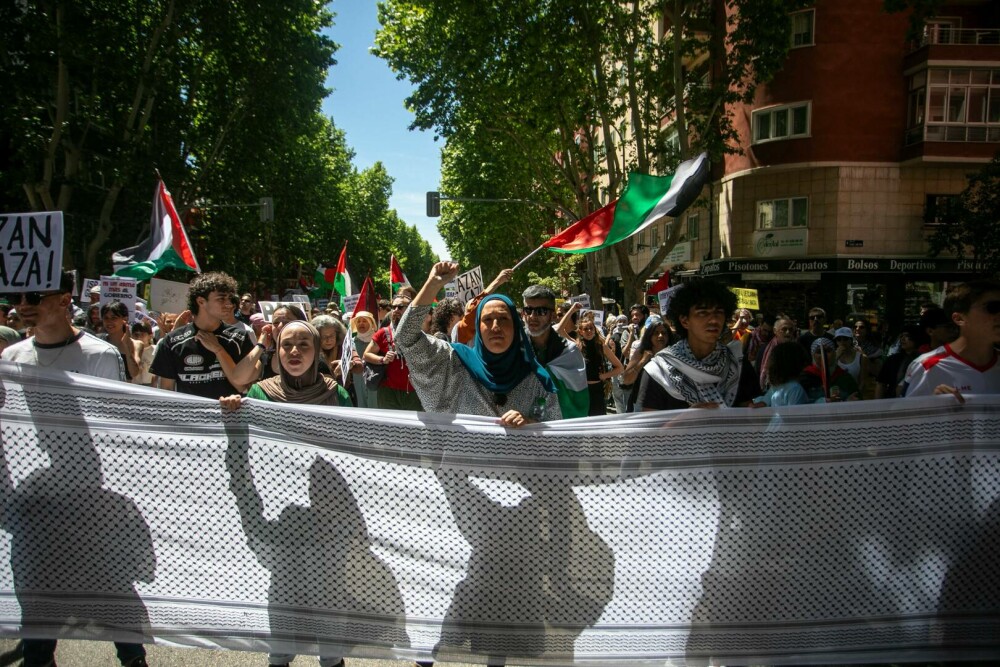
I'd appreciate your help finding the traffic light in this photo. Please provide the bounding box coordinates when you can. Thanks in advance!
[426,191,441,217]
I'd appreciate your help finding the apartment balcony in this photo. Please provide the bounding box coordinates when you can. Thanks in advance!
[904,27,1000,71]
[902,37,1000,161]
[914,27,1000,47]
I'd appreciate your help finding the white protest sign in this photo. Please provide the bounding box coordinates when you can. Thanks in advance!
[80,278,101,302]
[454,266,483,305]
[0,211,64,292]
[150,277,190,314]
[342,294,360,313]
[291,294,311,304]
[444,281,457,300]
[316,298,331,312]
[99,275,138,318]
[658,286,681,317]
[133,298,154,324]
[258,301,306,323]
[569,293,591,309]
[583,309,605,330]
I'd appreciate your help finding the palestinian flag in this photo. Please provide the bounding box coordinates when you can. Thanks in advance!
[543,152,709,254]
[112,181,200,279]
[352,275,379,318]
[333,243,352,305]
[545,344,591,420]
[646,270,670,296]
[390,255,410,294]
[314,264,336,290]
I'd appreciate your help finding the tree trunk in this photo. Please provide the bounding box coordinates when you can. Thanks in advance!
[84,182,124,276]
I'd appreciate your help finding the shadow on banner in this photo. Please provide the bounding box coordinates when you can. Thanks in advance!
[224,427,410,659]
[0,371,155,663]
[432,468,615,664]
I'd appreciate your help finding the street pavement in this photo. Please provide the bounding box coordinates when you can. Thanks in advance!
[0,639,475,667]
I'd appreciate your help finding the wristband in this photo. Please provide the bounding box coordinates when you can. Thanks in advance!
[255,342,266,351]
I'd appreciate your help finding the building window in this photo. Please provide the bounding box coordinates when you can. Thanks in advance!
[752,102,810,144]
[650,224,659,247]
[687,212,700,240]
[906,67,1000,144]
[924,194,958,225]
[757,197,808,230]
[791,9,815,48]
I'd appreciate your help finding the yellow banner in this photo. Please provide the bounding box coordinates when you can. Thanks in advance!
[729,287,759,310]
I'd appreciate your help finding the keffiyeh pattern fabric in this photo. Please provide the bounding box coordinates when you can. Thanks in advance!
[0,362,998,665]
[646,339,742,406]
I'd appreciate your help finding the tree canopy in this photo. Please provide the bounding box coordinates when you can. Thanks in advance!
[374,0,811,303]
[928,152,1000,277]
[0,0,436,295]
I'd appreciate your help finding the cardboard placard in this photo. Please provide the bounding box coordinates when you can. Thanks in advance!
[454,266,483,306]
[99,275,138,318]
[341,295,359,313]
[568,294,591,309]
[658,286,681,317]
[258,301,306,323]
[0,211,64,291]
[150,277,190,314]
[582,309,605,329]
[79,278,101,302]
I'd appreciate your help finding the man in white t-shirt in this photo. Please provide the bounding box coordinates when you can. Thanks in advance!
[0,272,148,667]
[1,272,124,381]
[903,279,1000,401]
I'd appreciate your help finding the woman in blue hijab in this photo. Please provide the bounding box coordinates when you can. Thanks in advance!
[395,262,560,425]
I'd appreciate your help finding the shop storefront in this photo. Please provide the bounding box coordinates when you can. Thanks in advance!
[698,256,988,330]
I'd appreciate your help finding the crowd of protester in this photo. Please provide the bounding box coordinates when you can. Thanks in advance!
[1,266,1000,667]
[2,268,999,416]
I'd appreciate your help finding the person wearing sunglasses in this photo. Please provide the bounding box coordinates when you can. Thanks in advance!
[903,279,1000,401]
[797,306,833,354]
[518,284,589,419]
[1,271,126,381]
[0,272,151,667]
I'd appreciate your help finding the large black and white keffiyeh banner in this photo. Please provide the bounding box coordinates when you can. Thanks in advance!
[0,361,997,665]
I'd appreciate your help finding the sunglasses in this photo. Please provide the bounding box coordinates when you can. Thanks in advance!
[391,304,408,311]
[981,300,1000,315]
[808,315,824,321]
[522,306,552,316]
[6,291,64,306]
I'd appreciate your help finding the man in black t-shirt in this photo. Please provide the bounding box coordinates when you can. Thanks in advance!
[150,272,253,399]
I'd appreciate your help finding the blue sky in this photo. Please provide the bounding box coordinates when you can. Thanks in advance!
[322,1,449,259]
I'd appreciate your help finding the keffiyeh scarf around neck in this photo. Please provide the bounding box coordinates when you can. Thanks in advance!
[645,339,742,407]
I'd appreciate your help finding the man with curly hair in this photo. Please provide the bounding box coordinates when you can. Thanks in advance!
[150,271,254,398]
[637,279,760,411]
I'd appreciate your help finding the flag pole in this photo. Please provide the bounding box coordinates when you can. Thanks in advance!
[512,244,545,272]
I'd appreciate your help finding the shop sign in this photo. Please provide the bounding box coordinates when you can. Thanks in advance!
[664,241,691,264]
[752,228,808,258]
[700,256,987,276]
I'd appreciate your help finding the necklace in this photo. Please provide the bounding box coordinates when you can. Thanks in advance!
[32,332,78,369]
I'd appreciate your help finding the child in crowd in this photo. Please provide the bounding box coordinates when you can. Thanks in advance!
[753,341,811,407]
